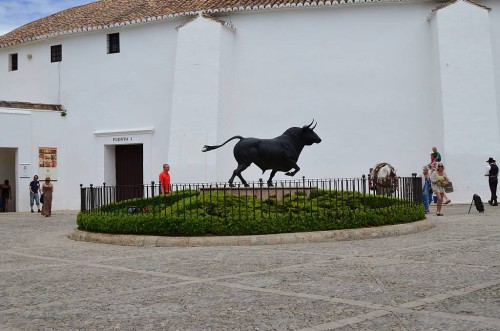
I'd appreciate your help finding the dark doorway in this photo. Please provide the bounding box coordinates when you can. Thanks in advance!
[115,144,143,201]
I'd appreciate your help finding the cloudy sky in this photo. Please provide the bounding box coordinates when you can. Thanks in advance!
[0,0,94,36]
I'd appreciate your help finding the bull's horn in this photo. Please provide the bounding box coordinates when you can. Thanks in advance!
[311,122,317,130]
[304,119,314,128]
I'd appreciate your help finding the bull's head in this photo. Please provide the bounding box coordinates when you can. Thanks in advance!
[301,120,321,145]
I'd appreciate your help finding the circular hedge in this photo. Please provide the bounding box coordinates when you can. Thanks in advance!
[77,189,426,236]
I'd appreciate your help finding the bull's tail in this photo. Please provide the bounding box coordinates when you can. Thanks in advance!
[202,136,243,152]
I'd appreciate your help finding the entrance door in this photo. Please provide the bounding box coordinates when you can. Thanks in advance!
[0,148,16,212]
[115,144,143,201]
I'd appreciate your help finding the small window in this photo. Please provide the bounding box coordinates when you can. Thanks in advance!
[9,53,18,71]
[51,45,62,62]
[107,33,120,54]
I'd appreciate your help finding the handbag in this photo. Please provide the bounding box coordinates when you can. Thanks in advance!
[444,181,453,193]
[40,194,44,204]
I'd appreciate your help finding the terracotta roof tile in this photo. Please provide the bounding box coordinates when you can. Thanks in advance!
[0,101,63,111]
[0,0,436,48]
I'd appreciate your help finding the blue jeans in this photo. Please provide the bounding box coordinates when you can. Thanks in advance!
[422,179,432,212]
[30,192,40,208]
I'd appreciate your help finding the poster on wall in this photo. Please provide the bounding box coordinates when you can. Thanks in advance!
[19,163,30,178]
[38,147,58,180]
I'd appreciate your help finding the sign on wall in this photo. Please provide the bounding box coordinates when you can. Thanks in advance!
[38,147,58,180]
[19,163,30,178]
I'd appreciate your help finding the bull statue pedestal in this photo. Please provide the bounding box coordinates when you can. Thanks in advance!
[199,186,312,202]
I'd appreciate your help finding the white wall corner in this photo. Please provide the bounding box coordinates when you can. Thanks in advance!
[169,15,232,183]
[432,0,500,202]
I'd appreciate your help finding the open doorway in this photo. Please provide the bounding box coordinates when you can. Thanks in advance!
[0,148,16,212]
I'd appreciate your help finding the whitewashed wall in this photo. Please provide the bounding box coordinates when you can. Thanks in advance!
[1,1,499,210]
[431,0,500,203]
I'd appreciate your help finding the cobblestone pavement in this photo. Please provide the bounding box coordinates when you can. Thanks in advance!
[0,203,499,330]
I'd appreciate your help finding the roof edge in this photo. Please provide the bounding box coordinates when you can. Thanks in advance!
[0,0,432,49]
[431,0,491,12]
[0,101,64,111]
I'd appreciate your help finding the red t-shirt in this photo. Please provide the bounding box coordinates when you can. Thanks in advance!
[159,171,171,193]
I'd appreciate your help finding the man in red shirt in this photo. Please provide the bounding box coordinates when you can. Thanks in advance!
[159,163,171,194]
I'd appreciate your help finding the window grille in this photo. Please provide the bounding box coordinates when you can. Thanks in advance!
[107,33,120,54]
[9,53,18,71]
[51,45,62,62]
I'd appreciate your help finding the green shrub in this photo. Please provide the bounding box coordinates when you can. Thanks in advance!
[77,189,426,236]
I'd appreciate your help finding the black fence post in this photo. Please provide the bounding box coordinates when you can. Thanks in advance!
[412,173,422,203]
[80,184,85,212]
[362,174,366,195]
[90,184,94,211]
[151,181,155,217]
[103,182,106,208]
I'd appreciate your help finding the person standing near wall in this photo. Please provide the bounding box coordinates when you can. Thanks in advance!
[29,175,41,213]
[41,177,54,217]
[422,166,432,214]
[431,162,451,216]
[159,163,171,194]
[485,157,498,206]
[1,179,11,212]
[432,147,442,162]
[429,147,451,204]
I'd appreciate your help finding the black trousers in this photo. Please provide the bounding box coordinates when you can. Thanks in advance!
[489,178,498,203]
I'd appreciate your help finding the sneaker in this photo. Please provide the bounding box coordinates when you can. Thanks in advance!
[488,200,493,206]
[444,200,451,205]
[38,209,41,213]
[493,202,499,206]
[31,210,34,213]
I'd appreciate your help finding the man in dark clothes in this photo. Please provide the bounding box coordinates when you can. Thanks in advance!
[29,175,41,212]
[485,157,498,206]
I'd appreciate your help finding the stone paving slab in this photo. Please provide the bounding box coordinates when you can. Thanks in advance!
[0,204,499,330]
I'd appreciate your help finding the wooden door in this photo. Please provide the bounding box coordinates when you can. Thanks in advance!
[115,144,143,201]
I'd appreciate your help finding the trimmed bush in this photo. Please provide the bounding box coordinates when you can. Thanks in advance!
[77,189,426,236]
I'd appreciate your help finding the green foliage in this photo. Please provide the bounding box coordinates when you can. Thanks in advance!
[77,189,426,236]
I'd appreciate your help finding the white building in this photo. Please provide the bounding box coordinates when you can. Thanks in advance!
[1,0,499,211]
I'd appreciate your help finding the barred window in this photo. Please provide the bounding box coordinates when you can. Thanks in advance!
[107,33,120,54]
[9,53,18,71]
[51,45,62,62]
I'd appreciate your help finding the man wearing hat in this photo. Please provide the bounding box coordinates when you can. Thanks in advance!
[485,157,498,206]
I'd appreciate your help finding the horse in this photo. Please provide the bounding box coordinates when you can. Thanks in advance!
[369,162,398,195]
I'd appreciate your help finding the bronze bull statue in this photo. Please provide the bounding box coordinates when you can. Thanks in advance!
[202,121,321,187]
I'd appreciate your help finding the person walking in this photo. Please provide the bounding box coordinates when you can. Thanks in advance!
[485,157,498,206]
[428,148,450,204]
[1,179,11,212]
[29,175,41,213]
[41,177,54,217]
[422,166,432,214]
[431,162,451,216]
[159,163,171,194]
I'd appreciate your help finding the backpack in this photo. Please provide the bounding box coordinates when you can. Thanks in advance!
[473,194,485,213]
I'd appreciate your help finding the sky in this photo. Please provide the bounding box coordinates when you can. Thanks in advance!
[0,0,94,36]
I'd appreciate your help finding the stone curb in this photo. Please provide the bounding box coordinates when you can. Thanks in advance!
[68,219,434,247]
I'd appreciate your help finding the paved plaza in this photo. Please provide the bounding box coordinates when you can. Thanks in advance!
[0,203,499,330]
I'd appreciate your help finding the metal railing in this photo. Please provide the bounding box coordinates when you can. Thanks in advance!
[80,174,423,220]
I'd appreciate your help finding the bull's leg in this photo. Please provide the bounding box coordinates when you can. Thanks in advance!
[228,163,250,187]
[285,163,300,177]
[237,173,250,187]
[267,170,278,187]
